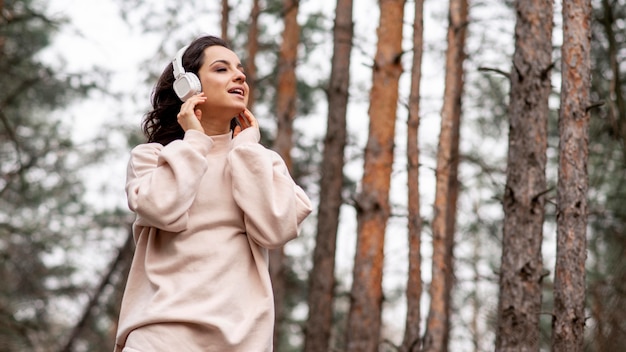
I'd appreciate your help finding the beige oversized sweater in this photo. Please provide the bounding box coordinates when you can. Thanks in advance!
[114,127,312,352]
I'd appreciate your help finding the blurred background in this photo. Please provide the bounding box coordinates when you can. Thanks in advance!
[1,0,625,351]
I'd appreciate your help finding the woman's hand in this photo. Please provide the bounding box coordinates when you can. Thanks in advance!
[177,93,206,133]
[233,108,259,138]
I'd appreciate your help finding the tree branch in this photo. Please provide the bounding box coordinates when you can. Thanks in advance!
[478,66,510,79]
[60,228,134,352]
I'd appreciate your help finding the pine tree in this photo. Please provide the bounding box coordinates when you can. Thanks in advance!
[422,0,468,350]
[303,0,353,350]
[552,0,592,348]
[0,1,116,350]
[495,0,554,349]
[270,0,301,349]
[345,0,405,350]
[400,0,425,351]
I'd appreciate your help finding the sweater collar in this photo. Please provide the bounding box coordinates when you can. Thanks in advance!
[209,132,233,154]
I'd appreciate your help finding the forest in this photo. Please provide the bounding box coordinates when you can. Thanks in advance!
[1,0,624,351]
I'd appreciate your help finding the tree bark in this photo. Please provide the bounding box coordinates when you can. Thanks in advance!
[552,0,591,350]
[303,0,353,351]
[422,0,467,350]
[495,0,553,350]
[400,0,424,351]
[345,0,405,351]
[273,0,299,169]
[271,0,300,349]
[221,0,230,44]
[442,1,467,350]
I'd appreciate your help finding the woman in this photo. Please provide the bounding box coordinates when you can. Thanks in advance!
[114,35,312,352]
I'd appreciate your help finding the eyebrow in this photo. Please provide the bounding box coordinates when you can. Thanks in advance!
[210,59,244,70]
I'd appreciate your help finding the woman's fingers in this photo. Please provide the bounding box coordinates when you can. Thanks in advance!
[238,108,258,128]
[233,124,242,137]
[177,93,206,132]
[236,113,248,128]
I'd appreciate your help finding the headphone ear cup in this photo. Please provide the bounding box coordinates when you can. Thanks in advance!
[173,72,202,102]
[187,72,202,95]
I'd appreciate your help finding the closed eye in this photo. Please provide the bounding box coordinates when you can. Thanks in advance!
[210,59,244,74]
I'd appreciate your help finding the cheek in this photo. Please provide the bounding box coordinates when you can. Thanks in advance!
[200,76,220,90]
[200,79,212,91]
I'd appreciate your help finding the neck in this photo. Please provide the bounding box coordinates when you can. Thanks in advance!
[200,116,233,136]
[202,124,231,136]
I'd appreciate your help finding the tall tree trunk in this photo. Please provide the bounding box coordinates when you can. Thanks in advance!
[422,0,467,350]
[303,0,353,350]
[221,0,230,43]
[245,0,261,110]
[442,0,467,350]
[551,0,591,350]
[273,0,299,169]
[400,0,424,351]
[271,0,300,349]
[345,0,405,350]
[495,0,553,350]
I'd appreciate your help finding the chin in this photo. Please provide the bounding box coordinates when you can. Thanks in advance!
[232,103,247,113]
[221,106,244,119]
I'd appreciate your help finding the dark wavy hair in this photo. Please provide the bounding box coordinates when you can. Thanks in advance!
[142,36,230,145]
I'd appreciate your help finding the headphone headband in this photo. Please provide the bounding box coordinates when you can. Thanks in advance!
[171,44,202,102]
[173,45,189,78]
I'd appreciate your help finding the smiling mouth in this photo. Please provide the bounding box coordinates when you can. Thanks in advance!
[228,88,244,96]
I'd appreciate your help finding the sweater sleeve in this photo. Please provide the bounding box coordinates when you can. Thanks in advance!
[126,130,214,232]
[228,128,313,249]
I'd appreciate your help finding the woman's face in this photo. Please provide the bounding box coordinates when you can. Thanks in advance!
[196,45,249,120]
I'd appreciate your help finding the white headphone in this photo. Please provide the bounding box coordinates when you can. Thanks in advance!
[172,45,202,102]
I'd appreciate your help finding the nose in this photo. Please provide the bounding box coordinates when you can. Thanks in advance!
[234,70,246,83]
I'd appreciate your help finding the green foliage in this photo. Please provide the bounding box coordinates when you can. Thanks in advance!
[585,2,626,350]
[0,1,122,350]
